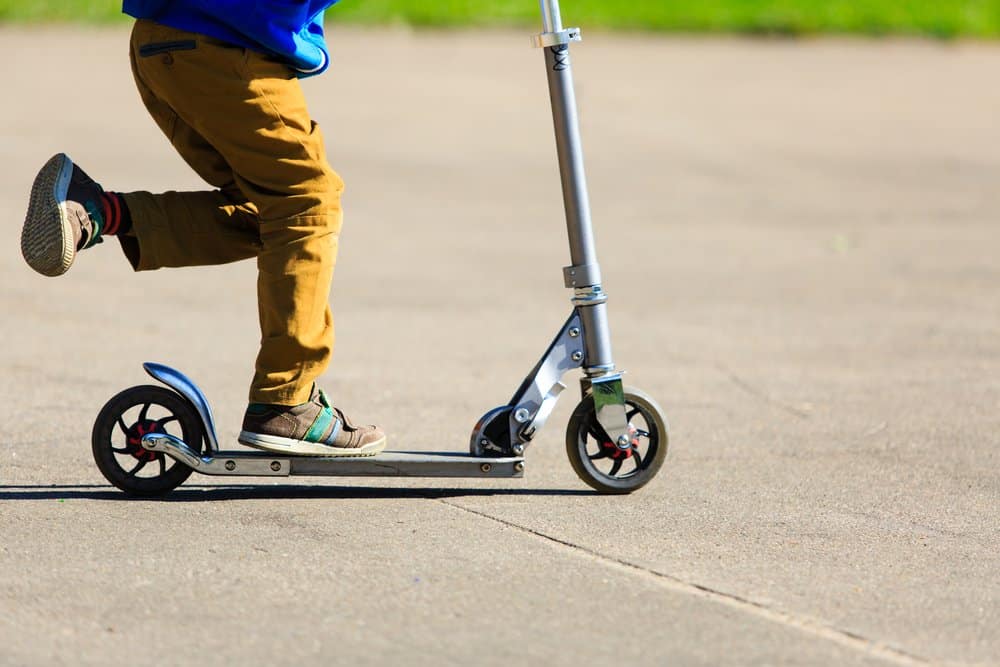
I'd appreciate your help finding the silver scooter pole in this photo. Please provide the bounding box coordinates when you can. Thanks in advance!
[537,0,615,373]
[470,0,632,458]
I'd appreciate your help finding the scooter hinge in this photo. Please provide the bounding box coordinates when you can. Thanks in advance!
[531,27,582,49]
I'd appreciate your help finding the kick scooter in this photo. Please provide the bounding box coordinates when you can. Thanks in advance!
[91,0,670,497]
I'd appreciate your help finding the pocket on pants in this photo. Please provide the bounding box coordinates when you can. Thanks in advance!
[138,40,197,57]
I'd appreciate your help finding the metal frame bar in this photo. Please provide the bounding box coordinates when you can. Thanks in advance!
[531,0,629,444]
[536,0,616,376]
[539,0,562,33]
[506,311,584,443]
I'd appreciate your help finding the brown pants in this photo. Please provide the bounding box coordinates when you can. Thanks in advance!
[122,20,344,406]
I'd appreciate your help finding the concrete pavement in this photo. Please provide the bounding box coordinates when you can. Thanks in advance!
[0,26,998,665]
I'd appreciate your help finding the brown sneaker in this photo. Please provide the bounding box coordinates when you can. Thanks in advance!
[21,153,105,277]
[238,386,386,457]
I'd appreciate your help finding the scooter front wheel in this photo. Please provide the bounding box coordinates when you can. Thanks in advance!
[566,387,668,494]
[92,385,204,497]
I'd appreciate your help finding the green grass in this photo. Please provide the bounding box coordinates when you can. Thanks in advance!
[2,0,1000,38]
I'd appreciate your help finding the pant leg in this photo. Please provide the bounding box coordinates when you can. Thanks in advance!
[129,20,344,406]
[121,25,261,270]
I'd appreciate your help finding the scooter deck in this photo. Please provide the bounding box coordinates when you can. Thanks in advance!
[142,434,524,478]
[203,451,524,478]
[289,451,524,478]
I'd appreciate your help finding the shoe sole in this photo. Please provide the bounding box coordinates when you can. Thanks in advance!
[21,154,76,277]
[237,431,387,457]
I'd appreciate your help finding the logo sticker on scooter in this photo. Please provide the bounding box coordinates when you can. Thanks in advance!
[551,45,570,71]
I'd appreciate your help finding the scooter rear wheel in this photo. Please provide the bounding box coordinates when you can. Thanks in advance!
[566,387,668,494]
[92,385,204,497]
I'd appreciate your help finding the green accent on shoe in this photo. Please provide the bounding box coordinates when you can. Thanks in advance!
[317,389,332,408]
[239,385,381,457]
[82,200,105,249]
[304,406,335,443]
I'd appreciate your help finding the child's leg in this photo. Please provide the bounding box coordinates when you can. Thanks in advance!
[120,49,262,270]
[130,20,344,407]
[20,118,260,275]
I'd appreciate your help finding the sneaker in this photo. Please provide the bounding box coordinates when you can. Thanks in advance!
[21,153,105,277]
[238,386,387,457]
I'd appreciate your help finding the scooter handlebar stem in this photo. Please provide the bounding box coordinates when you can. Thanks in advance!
[536,0,616,374]
[539,0,563,33]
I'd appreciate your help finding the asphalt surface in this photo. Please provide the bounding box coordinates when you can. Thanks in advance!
[1,26,998,666]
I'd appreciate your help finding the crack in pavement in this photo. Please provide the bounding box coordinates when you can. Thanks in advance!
[437,498,931,667]
[719,364,813,419]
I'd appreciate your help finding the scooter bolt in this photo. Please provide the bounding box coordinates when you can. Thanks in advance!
[569,327,580,338]
[270,461,281,472]
[512,444,525,455]
[480,463,492,473]
[225,460,236,471]
[571,351,583,362]
[513,408,530,423]
[514,462,525,473]
[617,435,631,448]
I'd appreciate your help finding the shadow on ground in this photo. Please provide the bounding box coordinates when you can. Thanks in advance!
[0,484,594,502]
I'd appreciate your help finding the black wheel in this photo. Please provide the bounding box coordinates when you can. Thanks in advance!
[566,387,669,494]
[92,385,204,497]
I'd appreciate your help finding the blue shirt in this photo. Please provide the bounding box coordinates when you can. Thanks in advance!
[122,1,338,77]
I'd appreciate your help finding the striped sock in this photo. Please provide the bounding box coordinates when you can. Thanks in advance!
[100,192,132,236]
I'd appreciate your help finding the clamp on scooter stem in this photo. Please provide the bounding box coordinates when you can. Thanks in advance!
[531,27,582,48]
[563,262,601,288]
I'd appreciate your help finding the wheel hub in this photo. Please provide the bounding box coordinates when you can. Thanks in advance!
[124,420,165,462]
[602,424,639,459]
